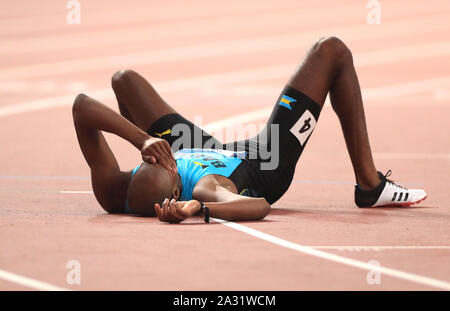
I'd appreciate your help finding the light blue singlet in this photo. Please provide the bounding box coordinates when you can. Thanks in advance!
[175,148,244,201]
[124,165,141,213]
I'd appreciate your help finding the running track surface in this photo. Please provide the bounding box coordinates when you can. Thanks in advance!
[0,0,449,290]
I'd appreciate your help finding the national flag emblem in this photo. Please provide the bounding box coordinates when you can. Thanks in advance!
[193,161,209,169]
[278,95,296,110]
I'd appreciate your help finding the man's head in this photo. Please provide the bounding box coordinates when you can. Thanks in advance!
[126,162,180,216]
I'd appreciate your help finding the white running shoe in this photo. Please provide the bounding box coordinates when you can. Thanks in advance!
[354,170,427,208]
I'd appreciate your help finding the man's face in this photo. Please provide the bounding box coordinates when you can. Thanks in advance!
[143,162,180,202]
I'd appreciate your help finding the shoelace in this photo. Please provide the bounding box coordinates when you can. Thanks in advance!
[383,170,407,190]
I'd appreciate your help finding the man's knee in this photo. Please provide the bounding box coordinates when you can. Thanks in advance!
[111,69,140,90]
[312,36,352,64]
[72,93,90,120]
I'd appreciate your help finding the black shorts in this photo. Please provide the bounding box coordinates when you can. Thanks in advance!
[147,86,321,204]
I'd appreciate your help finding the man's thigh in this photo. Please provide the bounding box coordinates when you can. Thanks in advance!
[111,69,177,131]
[287,36,344,107]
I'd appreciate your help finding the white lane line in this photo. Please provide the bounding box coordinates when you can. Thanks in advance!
[0,81,87,94]
[0,175,89,180]
[373,153,450,160]
[355,40,450,68]
[203,107,273,133]
[0,269,69,291]
[60,190,93,194]
[2,40,450,117]
[1,17,450,81]
[433,89,450,101]
[1,67,449,118]
[2,9,448,55]
[0,5,368,54]
[309,246,450,251]
[0,2,313,38]
[212,218,450,290]
[59,188,450,289]
[291,180,424,186]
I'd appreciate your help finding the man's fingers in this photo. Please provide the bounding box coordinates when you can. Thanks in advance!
[162,198,170,219]
[158,140,171,158]
[161,143,177,173]
[162,140,175,161]
[150,144,165,163]
[142,158,173,174]
[156,141,176,172]
[168,199,177,214]
[155,203,169,222]
[169,161,177,174]
[152,144,176,173]
[168,199,184,222]
[142,140,177,173]
[153,143,164,157]
[155,203,163,220]
[170,199,185,221]
[145,155,156,164]
[143,155,156,164]
[154,158,174,175]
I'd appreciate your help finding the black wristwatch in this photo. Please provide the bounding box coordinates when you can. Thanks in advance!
[199,201,210,223]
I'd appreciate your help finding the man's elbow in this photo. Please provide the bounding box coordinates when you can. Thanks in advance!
[253,198,271,220]
[261,199,271,219]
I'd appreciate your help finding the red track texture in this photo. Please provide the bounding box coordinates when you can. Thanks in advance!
[0,0,449,290]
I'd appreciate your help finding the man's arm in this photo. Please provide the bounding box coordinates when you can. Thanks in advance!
[73,94,176,172]
[72,94,175,213]
[155,187,271,223]
[73,94,149,153]
[73,94,131,212]
[203,196,271,222]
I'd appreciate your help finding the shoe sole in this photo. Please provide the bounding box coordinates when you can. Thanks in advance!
[360,195,428,208]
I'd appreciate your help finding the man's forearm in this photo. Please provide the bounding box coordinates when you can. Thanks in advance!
[73,94,150,150]
[205,198,271,221]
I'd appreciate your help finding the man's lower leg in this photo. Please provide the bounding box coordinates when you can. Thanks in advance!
[328,46,380,190]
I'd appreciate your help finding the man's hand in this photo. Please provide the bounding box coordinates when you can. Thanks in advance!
[155,199,201,224]
[141,137,177,173]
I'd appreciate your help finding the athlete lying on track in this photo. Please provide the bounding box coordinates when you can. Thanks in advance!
[73,37,427,224]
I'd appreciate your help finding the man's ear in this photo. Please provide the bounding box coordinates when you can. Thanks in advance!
[173,187,180,200]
